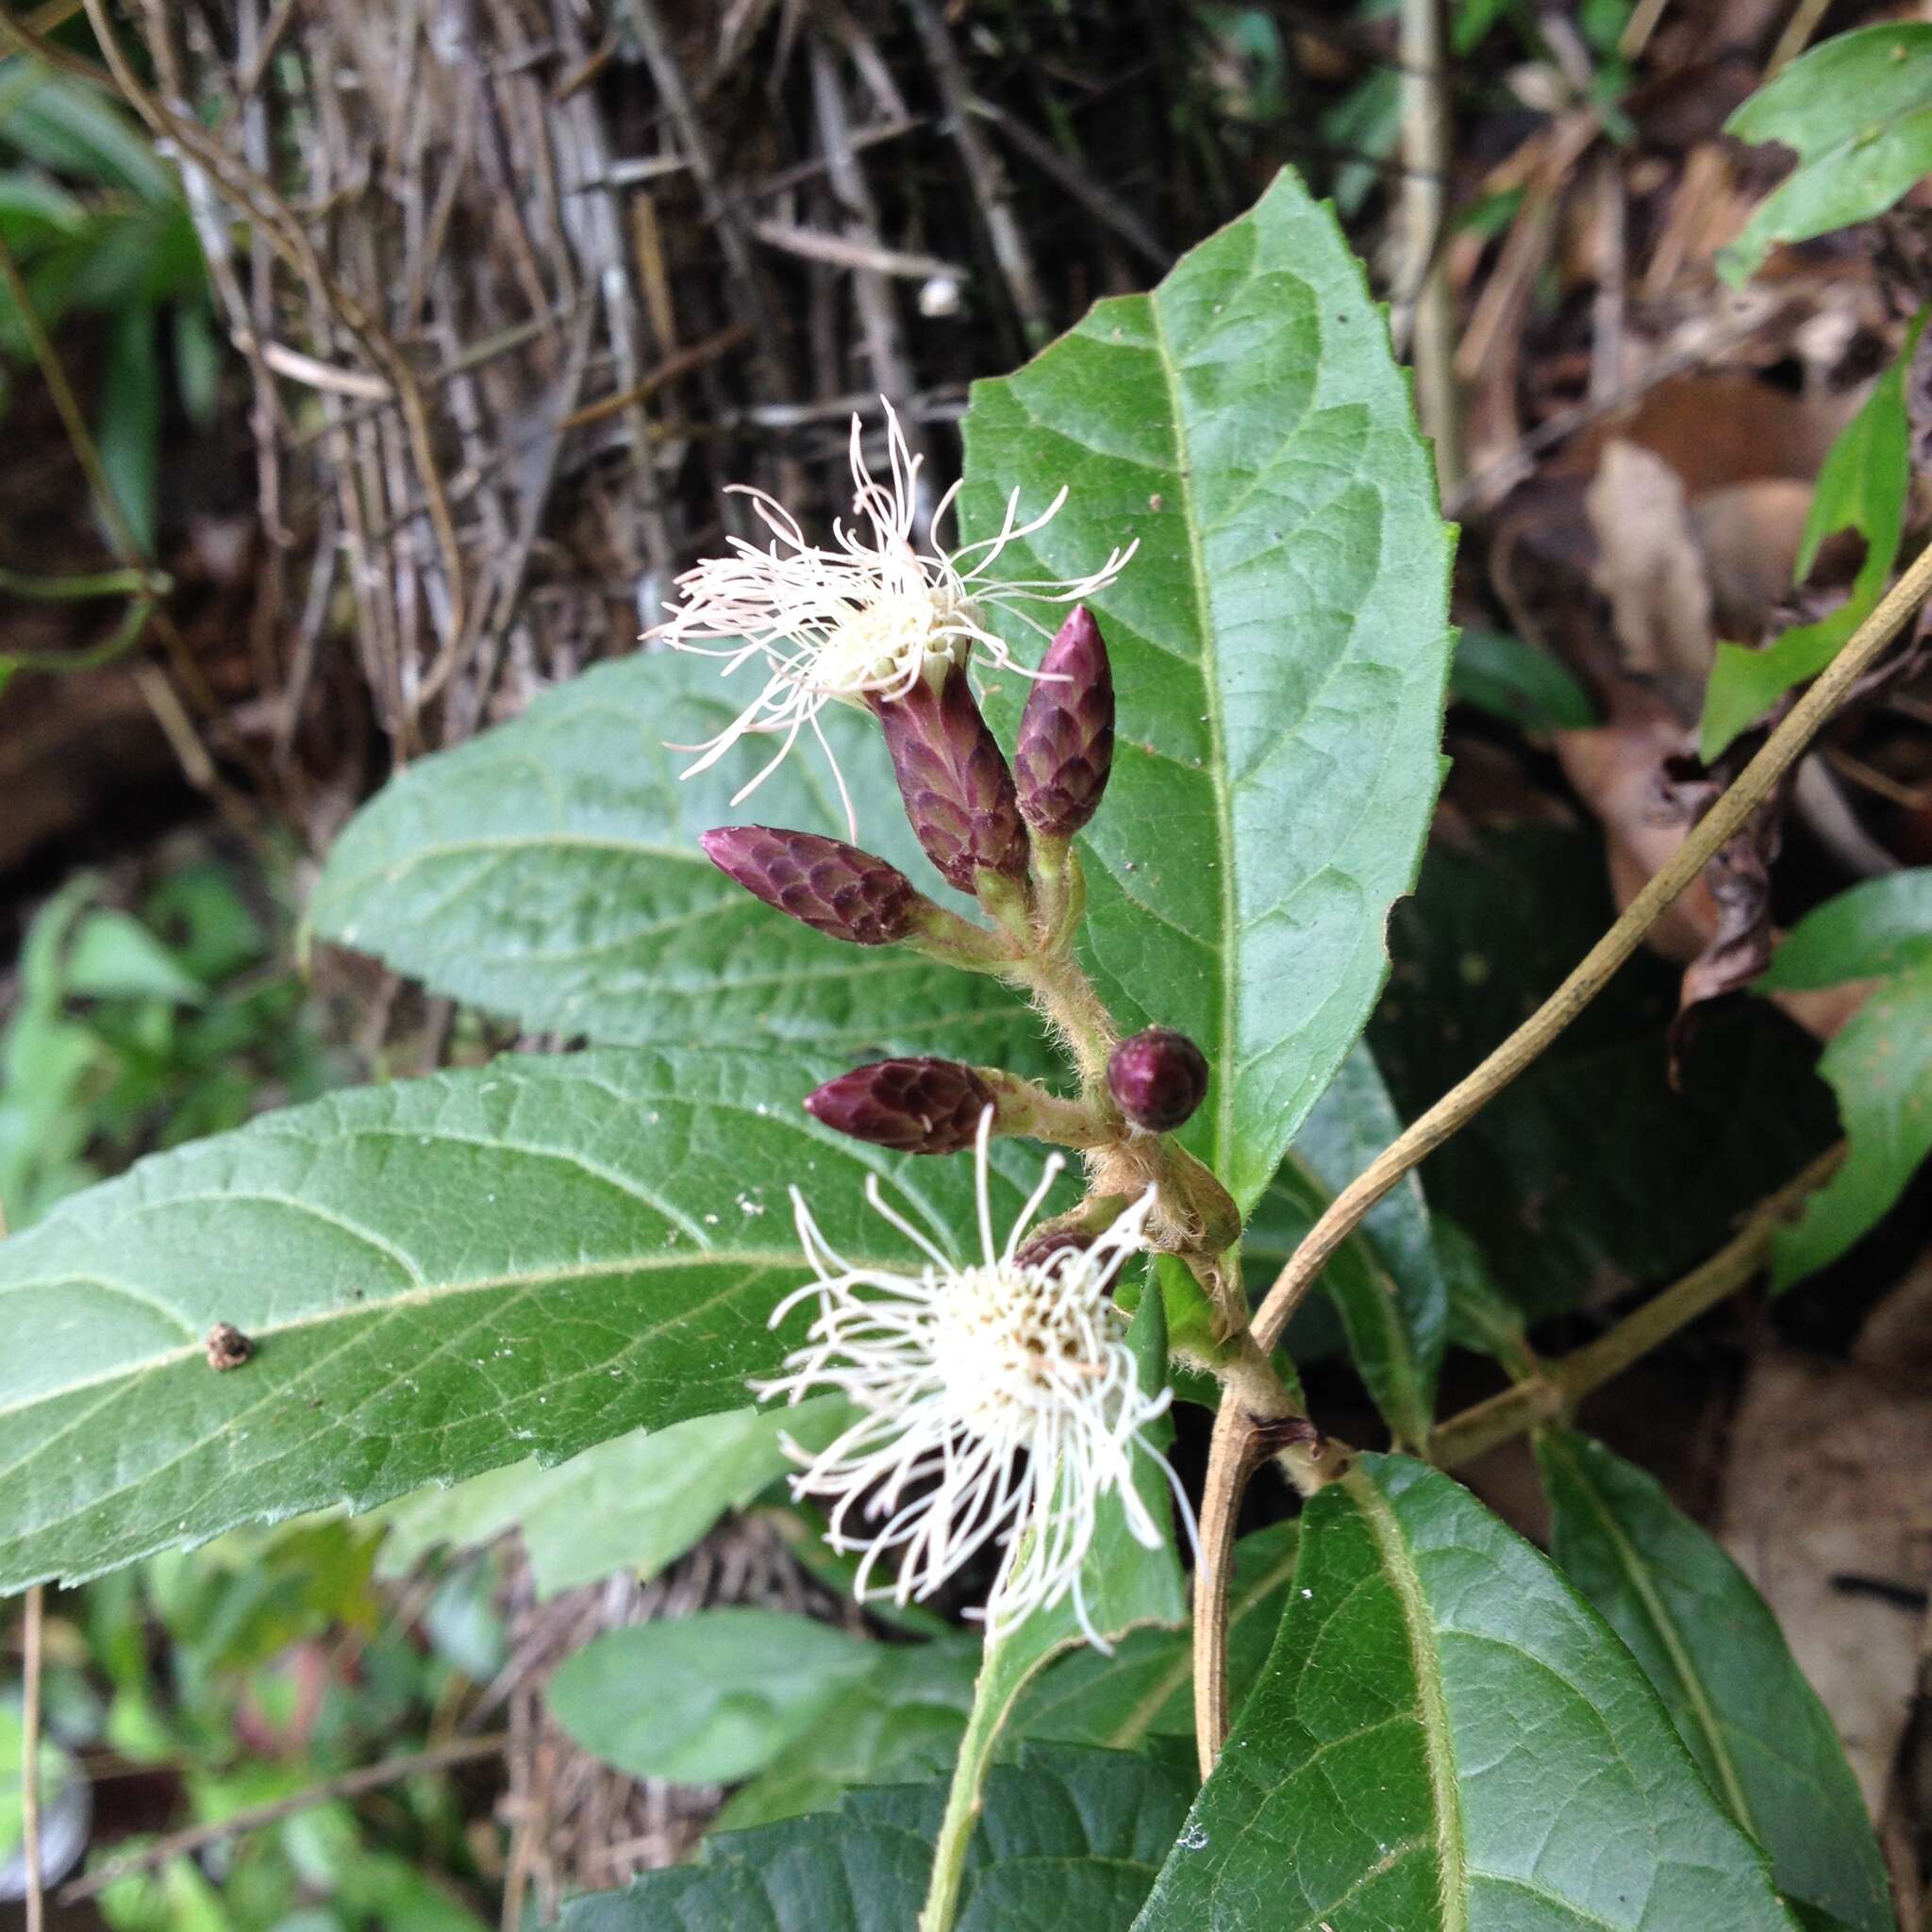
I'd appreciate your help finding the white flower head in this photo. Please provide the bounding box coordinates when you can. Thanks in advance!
[756,1110,1189,1650]
[649,399,1135,838]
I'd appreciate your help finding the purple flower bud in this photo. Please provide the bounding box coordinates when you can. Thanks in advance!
[804,1058,997,1155]
[701,825,918,945]
[873,665,1028,894]
[1107,1026,1209,1133]
[1012,1226,1098,1272]
[1014,607,1115,839]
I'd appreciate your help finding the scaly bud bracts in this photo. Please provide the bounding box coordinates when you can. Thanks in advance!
[1015,606,1115,839]
[701,825,916,945]
[873,664,1028,894]
[1108,1026,1209,1133]
[805,1058,997,1155]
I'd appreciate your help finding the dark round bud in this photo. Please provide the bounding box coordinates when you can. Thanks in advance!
[1012,1226,1098,1272]
[805,1058,996,1155]
[873,664,1029,894]
[1015,606,1115,839]
[1107,1026,1208,1133]
[700,825,917,945]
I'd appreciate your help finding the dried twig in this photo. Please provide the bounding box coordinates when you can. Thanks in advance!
[20,1581,42,1932]
[904,0,1050,351]
[1391,0,1461,493]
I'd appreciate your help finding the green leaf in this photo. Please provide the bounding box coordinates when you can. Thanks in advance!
[560,1742,1195,1932]
[99,306,158,558]
[1370,825,1837,1316]
[1757,867,1932,988]
[1773,955,1932,1287]
[1538,1431,1892,1932]
[548,1607,883,1784]
[0,167,86,245]
[0,1044,1065,1592]
[377,1400,847,1598]
[308,649,1043,1072]
[1135,1456,1801,1930]
[0,61,177,201]
[1450,626,1595,731]
[1270,1045,1447,1444]
[1434,1214,1535,1378]
[1701,313,1922,760]
[1008,1520,1299,1752]
[65,908,208,1004]
[959,166,1455,1213]
[1720,25,1932,288]
[715,1641,982,1832]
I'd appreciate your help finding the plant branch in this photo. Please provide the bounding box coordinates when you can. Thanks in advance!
[58,1733,508,1903]
[1191,536,1932,1774]
[1429,1144,1844,1468]
[21,1583,43,1932]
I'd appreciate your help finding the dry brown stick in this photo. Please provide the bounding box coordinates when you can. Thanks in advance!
[1192,529,1932,1774]
[58,1733,509,1904]
[71,0,470,650]
[1391,0,1461,494]
[1427,1144,1845,1468]
[904,0,1050,350]
[970,95,1169,273]
[617,0,788,400]
[808,37,927,474]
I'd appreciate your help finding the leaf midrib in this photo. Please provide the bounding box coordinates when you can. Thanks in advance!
[1348,1471,1468,1932]
[1144,291,1241,1196]
[1545,1435,1760,1839]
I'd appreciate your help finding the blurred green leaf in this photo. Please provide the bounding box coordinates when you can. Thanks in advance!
[0,61,176,201]
[1721,25,1932,287]
[1451,626,1596,730]
[66,908,208,1004]
[1774,956,1932,1287]
[101,304,159,557]
[379,1400,851,1598]
[420,1562,508,1686]
[173,296,221,429]
[1758,868,1932,988]
[0,1704,80,1864]
[1324,67,1400,215]
[548,1607,882,1785]
[715,1641,982,1831]
[1702,313,1922,760]
[1435,1214,1534,1376]
[0,165,85,242]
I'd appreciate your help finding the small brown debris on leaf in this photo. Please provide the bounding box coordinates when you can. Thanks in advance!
[205,1323,255,1371]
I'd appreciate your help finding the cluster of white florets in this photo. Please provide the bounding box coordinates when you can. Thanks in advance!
[651,400,1133,837]
[757,1112,1184,1647]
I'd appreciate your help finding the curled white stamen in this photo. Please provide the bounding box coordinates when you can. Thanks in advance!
[649,399,1136,837]
[755,1110,1189,1649]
